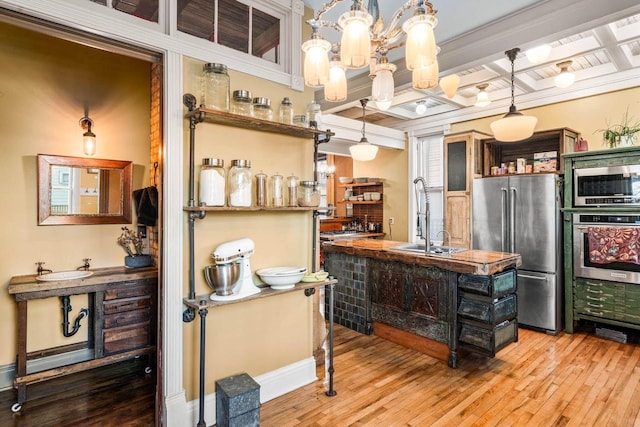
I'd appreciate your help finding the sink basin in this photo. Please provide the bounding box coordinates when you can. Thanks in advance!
[36,270,93,281]
[390,243,467,256]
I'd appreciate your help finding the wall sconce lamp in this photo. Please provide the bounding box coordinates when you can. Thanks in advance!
[79,117,96,156]
[554,60,575,88]
[474,84,490,107]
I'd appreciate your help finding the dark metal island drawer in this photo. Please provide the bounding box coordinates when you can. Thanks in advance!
[458,319,518,357]
[458,293,517,325]
[458,269,516,298]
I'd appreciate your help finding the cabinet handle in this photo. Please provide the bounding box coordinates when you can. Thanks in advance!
[586,295,604,301]
[587,302,603,308]
[585,308,604,316]
[586,288,603,294]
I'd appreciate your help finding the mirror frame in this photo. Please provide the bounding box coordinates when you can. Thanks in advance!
[38,154,133,225]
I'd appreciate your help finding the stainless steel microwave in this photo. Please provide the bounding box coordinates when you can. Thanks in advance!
[574,164,640,207]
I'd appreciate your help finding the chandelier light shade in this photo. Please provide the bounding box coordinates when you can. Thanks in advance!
[371,53,396,111]
[325,45,347,102]
[349,98,378,162]
[490,48,537,142]
[338,9,373,69]
[402,4,438,71]
[79,116,96,156]
[554,60,575,88]
[525,44,551,64]
[302,36,331,87]
[439,74,460,99]
[474,83,490,107]
[412,60,439,90]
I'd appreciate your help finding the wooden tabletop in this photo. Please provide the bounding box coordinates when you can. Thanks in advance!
[322,239,521,275]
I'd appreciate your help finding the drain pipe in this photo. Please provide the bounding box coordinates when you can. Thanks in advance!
[60,296,89,337]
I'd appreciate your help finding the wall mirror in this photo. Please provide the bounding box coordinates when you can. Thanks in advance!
[38,154,133,225]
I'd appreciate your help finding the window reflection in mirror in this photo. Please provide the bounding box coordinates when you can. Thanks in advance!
[38,154,133,225]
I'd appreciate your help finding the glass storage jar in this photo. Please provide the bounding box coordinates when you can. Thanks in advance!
[230,90,254,117]
[293,115,308,128]
[286,174,298,207]
[202,63,230,111]
[255,171,267,207]
[253,97,273,121]
[278,97,294,125]
[228,159,252,207]
[297,180,320,207]
[306,101,322,129]
[271,173,284,207]
[199,158,225,206]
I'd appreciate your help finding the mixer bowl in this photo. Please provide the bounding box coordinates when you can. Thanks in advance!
[204,263,241,296]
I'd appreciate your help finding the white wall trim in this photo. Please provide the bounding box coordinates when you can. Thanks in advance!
[322,114,406,150]
[184,357,317,426]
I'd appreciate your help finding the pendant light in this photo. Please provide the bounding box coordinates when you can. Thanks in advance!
[302,29,331,87]
[412,60,439,90]
[439,74,460,99]
[474,84,490,107]
[490,48,537,142]
[349,99,378,162]
[554,60,575,88]
[371,50,396,111]
[339,4,373,69]
[525,44,551,64]
[325,44,347,102]
[402,2,438,70]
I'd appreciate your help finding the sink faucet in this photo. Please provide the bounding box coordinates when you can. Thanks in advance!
[413,177,430,255]
[36,262,52,275]
[77,258,91,271]
[438,230,452,254]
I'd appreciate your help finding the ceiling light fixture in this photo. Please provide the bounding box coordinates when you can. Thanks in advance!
[415,100,427,115]
[474,84,490,107]
[371,48,396,110]
[554,60,575,88]
[79,116,96,156]
[325,44,347,102]
[439,74,460,99]
[304,1,458,106]
[349,98,378,162]
[490,48,537,142]
[525,44,551,64]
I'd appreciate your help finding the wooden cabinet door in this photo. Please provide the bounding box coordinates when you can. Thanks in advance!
[445,194,469,248]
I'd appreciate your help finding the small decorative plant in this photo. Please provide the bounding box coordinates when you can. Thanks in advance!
[596,107,640,148]
[117,226,145,257]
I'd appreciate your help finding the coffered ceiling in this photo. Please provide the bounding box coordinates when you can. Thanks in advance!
[302,0,640,132]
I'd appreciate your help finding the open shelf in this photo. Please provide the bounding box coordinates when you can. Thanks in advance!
[183,206,319,212]
[337,181,383,188]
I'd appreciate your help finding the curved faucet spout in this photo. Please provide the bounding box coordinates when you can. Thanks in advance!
[413,177,431,254]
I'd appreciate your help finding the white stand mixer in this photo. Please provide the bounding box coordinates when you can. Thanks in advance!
[210,238,261,301]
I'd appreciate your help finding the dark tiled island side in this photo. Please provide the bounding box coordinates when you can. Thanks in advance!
[323,239,522,367]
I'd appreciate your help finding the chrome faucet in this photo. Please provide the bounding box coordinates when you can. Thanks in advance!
[36,262,52,275]
[413,177,430,255]
[438,230,452,254]
[77,258,91,271]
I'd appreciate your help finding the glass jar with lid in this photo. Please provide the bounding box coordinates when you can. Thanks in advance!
[228,159,252,207]
[271,173,284,207]
[278,97,294,125]
[255,171,267,207]
[297,180,320,207]
[199,158,226,206]
[306,100,322,129]
[231,90,254,117]
[253,97,273,121]
[293,115,308,128]
[286,174,298,207]
[202,63,230,111]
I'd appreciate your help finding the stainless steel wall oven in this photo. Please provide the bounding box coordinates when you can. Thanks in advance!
[573,213,640,284]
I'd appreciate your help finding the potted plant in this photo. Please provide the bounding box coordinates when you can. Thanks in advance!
[117,226,153,268]
[596,107,640,148]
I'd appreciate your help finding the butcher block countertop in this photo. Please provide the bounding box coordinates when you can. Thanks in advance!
[323,239,521,276]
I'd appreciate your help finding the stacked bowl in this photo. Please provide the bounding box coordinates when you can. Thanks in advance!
[257,266,307,290]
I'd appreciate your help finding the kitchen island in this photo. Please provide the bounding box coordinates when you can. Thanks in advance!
[323,239,521,367]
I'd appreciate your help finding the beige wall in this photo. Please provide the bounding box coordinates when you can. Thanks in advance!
[0,22,151,364]
[452,87,640,150]
[182,57,319,399]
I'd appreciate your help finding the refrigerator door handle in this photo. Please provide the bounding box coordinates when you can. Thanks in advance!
[510,186,517,253]
[501,187,508,252]
[518,272,548,281]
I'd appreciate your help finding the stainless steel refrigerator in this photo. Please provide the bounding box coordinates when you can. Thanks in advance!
[472,174,563,334]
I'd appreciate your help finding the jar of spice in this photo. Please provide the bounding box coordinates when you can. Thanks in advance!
[287,174,298,207]
[253,97,273,121]
[202,63,230,111]
[199,158,225,206]
[228,160,252,207]
[297,180,320,207]
[255,171,267,207]
[231,90,254,117]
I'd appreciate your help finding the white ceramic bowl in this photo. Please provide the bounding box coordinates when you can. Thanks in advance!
[257,266,307,289]
[338,177,353,184]
[370,192,381,201]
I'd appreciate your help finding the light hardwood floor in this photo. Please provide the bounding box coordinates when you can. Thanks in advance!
[261,324,640,426]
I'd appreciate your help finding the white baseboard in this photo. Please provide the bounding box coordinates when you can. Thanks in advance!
[183,357,317,426]
[0,348,94,391]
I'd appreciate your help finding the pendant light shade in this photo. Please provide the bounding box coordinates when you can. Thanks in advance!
[525,44,551,64]
[439,74,460,99]
[339,9,373,69]
[402,5,437,70]
[554,60,575,88]
[302,36,331,87]
[490,48,537,142]
[412,60,439,90]
[325,45,347,102]
[371,55,396,111]
[349,99,378,162]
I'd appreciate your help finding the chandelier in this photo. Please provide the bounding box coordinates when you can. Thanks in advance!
[302,0,459,110]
